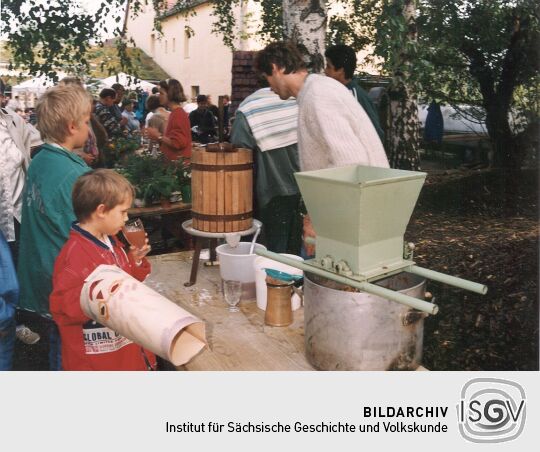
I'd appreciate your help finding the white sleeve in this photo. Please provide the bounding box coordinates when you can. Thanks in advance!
[309,90,373,167]
[310,80,388,168]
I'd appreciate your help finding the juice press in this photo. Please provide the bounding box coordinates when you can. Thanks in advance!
[256,165,487,370]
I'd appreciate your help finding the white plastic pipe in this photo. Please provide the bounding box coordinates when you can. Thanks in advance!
[255,249,439,315]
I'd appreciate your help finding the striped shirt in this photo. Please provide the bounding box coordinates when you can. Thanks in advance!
[237,88,298,152]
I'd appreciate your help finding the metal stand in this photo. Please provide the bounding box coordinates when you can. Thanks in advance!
[182,219,262,287]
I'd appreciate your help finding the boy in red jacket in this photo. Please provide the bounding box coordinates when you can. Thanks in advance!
[50,169,156,370]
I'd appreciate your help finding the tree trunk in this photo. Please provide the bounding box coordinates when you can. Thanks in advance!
[484,104,520,170]
[282,0,327,73]
[386,0,421,171]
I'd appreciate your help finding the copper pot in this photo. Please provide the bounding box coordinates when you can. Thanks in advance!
[264,277,293,327]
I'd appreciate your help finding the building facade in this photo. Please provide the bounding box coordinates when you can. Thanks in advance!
[124,0,264,101]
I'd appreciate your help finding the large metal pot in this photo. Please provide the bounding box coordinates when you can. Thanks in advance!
[304,272,426,371]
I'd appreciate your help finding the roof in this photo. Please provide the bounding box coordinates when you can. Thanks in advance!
[123,0,210,33]
[158,0,209,20]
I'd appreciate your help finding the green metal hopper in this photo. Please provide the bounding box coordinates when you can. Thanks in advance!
[255,164,487,315]
[295,165,426,279]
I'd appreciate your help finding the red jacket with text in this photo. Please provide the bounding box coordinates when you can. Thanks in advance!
[50,224,156,371]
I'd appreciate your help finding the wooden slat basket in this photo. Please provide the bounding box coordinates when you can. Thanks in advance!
[191,146,253,232]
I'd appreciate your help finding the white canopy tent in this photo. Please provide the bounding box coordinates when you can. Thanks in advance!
[10,72,68,107]
[100,72,156,92]
[11,72,68,97]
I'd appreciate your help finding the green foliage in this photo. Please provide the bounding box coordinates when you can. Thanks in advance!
[211,0,240,49]
[326,0,376,51]
[120,154,190,203]
[413,0,540,167]
[258,0,284,42]
[0,0,174,80]
[104,135,142,167]
[141,174,177,203]
[415,0,539,107]
[211,0,284,49]
[2,0,124,80]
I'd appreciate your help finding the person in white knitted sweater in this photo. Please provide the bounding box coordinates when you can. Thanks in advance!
[254,42,389,254]
[254,41,389,172]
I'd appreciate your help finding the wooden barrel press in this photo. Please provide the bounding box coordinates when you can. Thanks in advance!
[191,146,253,232]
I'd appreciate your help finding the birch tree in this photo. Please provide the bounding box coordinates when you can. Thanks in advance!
[282,0,327,72]
[382,0,422,170]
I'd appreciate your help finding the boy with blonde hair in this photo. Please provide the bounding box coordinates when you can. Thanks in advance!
[17,84,93,370]
[50,169,155,370]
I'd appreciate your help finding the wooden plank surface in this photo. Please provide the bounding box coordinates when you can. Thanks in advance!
[128,201,191,218]
[146,251,313,371]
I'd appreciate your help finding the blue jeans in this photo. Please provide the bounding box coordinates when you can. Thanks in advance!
[47,319,62,371]
[0,318,16,371]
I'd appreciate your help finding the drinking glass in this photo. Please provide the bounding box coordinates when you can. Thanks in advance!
[122,218,146,249]
[223,280,242,312]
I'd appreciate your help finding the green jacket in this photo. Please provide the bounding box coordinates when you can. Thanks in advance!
[230,111,300,209]
[17,143,90,316]
[346,78,384,142]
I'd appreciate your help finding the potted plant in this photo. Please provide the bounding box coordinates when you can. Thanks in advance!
[142,174,177,207]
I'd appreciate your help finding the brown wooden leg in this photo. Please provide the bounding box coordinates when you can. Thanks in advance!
[184,237,203,286]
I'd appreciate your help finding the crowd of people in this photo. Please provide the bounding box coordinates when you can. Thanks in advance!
[0,42,387,371]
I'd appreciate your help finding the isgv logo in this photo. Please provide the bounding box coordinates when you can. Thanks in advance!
[457,378,526,443]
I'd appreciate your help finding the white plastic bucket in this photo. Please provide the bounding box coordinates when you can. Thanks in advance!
[253,254,304,311]
[216,242,267,300]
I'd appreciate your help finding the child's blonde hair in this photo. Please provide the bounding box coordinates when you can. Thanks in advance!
[36,84,92,143]
[72,169,135,222]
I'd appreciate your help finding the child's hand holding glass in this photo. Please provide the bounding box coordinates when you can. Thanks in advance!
[123,219,151,264]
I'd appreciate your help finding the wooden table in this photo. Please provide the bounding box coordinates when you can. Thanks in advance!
[146,251,313,371]
[128,202,192,251]
[128,201,191,218]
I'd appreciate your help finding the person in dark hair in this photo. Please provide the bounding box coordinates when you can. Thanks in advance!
[110,83,125,113]
[111,83,124,93]
[99,88,117,101]
[144,94,169,128]
[255,41,388,255]
[206,94,219,121]
[109,83,128,129]
[158,78,187,104]
[95,88,126,138]
[254,41,387,170]
[145,79,191,160]
[146,94,161,113]
[189,94,217,144]
[151,86,159,95]
[324,44,384,141]
[254,41,307,78]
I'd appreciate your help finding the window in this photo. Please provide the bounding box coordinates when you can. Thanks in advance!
[150,34,155,55]
[165,40,168,54]
[184,30,190,58]
[191,86,199,100]
[172,38,176,53]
